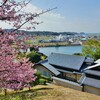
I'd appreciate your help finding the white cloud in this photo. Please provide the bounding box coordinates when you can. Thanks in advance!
[21,3,41,13]
[0,3,66,32]
[21,3,66,32]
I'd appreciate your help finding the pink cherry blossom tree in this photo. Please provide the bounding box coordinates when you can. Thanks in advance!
[0,0,39,94]
[0,0,56,95]
[0,33,36,95]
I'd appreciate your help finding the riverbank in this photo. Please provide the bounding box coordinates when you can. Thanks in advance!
[27,35,82,47]
[36,42,81,47]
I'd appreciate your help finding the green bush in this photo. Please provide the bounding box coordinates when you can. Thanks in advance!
[41,75,52,82]
[30,71,52,86]
[82,39,100,60]
[39,79,46,85]
[26,51,41,63]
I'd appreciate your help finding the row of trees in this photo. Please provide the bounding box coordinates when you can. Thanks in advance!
[74,39,100,60]
[82,39,100,60]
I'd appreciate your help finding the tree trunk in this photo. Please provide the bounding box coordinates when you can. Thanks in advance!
[28,87,31,91]
[4,89,7,95]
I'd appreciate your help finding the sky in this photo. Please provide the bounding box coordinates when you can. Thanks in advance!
[1,0,100,33]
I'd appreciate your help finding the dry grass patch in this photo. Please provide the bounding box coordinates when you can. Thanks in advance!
[33,84,100,100]
[0,84,100,100]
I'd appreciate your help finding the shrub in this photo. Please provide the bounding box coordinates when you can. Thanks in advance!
[26,51,41,63]
[30,71,52,86]
[39,79,46,85]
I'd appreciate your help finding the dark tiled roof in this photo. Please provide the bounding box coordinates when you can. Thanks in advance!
[84,58,94,63]
[82,77,100,89]
[39,59,60,76]
[85,70,100,77]
[83,63,100,71]
[48,53,85,71]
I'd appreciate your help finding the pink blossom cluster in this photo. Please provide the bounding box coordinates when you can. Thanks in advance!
[0,0,39,31]
[0,33,36,90]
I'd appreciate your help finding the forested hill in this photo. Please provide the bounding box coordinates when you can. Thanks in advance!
[4,29,85,36]
[25,31,81,36]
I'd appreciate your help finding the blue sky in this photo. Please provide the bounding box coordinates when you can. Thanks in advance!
[30,0,100,33]
[1,0,100,33]
[32,0,100,19]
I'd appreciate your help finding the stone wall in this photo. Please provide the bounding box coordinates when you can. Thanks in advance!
[52,77,82,91]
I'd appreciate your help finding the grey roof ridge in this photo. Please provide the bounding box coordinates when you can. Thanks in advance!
[49,63,77,70]
[82,63,100,71]
[79,56,86,71]
[50,61,85,71]
[41,62,60,76]
[51,52,85,58]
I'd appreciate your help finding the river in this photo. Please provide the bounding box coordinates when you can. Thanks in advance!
[39,46,82,56]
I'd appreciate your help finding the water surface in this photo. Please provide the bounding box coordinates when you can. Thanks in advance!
[39,46,82,56]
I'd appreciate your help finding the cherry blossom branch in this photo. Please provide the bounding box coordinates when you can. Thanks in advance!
[0,0,8,7]
[11,7,57,32]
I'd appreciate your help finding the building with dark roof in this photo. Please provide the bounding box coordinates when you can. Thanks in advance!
[34,53,100,95]
[34,60,60,77]
[48,53,86,71]
[79,60,100,95]
[34,59,60,77]
[34,53,93,82]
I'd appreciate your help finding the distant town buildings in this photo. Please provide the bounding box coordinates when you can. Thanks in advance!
[38,33,89,45]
